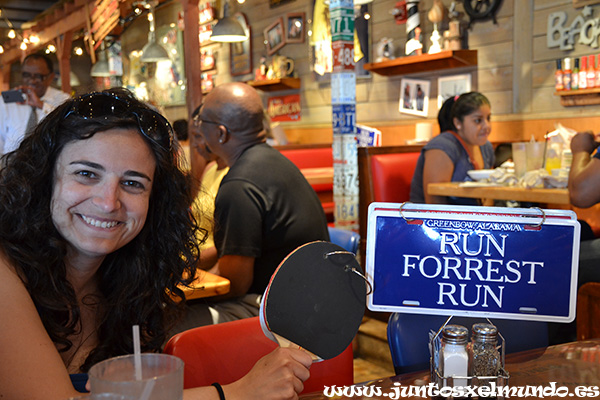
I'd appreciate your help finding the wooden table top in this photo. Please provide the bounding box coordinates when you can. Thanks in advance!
[178,271,230,300]
[428,182,570,205]
[300,339,600,399]
[300,167,334,186]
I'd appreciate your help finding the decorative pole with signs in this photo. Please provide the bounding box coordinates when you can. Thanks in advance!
[330,0,358,231]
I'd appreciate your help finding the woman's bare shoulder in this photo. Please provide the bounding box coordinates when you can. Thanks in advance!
[0,247,79,399]
[0,249,23,285]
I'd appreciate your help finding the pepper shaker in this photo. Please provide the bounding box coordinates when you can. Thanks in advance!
[471,323,500,380]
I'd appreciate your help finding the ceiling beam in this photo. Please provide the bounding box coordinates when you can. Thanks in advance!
[0,2,92,64]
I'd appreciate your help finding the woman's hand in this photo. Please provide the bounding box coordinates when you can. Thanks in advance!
[224,347,312,400]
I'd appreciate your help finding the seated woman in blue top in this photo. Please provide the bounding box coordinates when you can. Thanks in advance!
[0,88,311,400]
[410,91,495,205]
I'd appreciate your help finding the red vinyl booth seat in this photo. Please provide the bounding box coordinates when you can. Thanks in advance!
[163,317,354,394]
[370,152,421,202]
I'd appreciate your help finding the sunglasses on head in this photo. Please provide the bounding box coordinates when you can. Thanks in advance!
[64,92,173,151]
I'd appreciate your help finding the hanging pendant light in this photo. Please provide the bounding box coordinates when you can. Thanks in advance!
[90,41,111,77]
[210,0,247,43]
[140,1,170,62]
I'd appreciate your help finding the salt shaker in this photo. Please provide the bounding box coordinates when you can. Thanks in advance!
[471,323,500,378]
[440,324,469,387]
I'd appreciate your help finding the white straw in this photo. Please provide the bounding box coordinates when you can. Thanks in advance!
[140,379,156,400]
[133,324,142,381]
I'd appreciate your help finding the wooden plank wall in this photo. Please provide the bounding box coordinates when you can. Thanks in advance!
[157,0,600,145]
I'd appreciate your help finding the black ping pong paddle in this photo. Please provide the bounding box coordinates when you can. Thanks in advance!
[259,241,367,360]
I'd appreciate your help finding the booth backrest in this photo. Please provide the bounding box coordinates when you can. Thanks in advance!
[358,145,423,264]
[278,146,333,193]
[279,147,333,169]
[277,144,334,221]
[370,152,421,203]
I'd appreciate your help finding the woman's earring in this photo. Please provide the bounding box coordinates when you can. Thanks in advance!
[219,138,224,144]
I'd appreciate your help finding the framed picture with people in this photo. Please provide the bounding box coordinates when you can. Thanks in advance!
[264,18,286,56]
[399,78,430,117]
[286,12,305,43]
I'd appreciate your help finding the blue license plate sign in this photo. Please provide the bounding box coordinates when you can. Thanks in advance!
[366,203,580,323]
[331,103,355,135]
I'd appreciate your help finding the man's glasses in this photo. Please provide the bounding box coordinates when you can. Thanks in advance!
[64,92,173,151]
[192,113,230,131]
[22,72,50,81]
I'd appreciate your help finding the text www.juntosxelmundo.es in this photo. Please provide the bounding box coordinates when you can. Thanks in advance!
[323,382,600,398]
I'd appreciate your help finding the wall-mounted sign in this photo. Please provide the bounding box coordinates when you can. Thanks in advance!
[367,203,581,323]
[548,5,600,50]
[267,94,301,122]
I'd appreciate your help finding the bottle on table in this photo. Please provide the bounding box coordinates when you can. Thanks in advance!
[440,324,469,388]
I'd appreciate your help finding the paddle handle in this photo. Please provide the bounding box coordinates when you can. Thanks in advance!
[273,333,323,362]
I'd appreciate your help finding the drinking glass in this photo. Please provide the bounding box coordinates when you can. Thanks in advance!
[511,142,527,178]
[88,354,183,400]
[526,142,545,172]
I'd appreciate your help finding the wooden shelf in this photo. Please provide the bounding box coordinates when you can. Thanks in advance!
[247,78,301,91]
[555,88,600,106]
[363,50,478,76]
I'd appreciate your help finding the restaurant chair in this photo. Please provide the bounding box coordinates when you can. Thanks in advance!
[163,316,354,394]
[328,226,360,254]
[387,312,549,375]
[357,146,422,266]
[577,282,600,340]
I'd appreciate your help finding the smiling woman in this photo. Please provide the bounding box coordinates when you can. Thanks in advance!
[0,87,314,400]
[0,87,200,398]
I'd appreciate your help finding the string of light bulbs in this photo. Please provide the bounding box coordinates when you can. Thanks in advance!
[0,7,43,54]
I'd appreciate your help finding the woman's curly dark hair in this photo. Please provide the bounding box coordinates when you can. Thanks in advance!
[0,88,202,372]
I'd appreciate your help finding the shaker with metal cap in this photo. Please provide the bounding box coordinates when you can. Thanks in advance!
[440,324,469,387]
[471,323,500,378]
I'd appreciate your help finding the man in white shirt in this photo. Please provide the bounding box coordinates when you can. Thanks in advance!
[0,53,71,155]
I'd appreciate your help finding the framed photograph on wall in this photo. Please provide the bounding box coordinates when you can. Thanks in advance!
[264,18,286,56]
[286,12,305,43]
[230,13,252,76]
[437,74,472,109]
[399,78,430,117]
